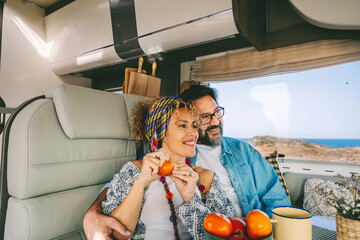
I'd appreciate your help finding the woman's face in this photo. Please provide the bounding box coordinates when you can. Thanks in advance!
[162,108,199,158]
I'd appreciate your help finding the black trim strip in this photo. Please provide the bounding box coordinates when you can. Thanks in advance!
[45,0,75,16]
[109,0,144,59]
[0,96,45,239]
[0,97,5,135]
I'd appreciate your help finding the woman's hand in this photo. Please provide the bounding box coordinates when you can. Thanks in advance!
[170,163,199,202]
[138,149,169,187]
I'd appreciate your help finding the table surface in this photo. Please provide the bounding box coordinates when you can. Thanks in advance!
[312,216,336,240]
[312,216,336,231]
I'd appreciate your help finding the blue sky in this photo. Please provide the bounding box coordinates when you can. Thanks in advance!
[211,61,360,139]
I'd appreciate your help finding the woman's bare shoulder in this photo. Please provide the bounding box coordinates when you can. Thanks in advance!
[131,160,143,169]
[192,165,212,175]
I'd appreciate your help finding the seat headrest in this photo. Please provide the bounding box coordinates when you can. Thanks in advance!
[45,84,146,139]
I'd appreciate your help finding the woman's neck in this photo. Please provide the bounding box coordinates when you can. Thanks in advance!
[161,144,186,164]
[169,155,186,164]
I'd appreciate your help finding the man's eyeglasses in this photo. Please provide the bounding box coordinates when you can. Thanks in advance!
[200,107,224,125]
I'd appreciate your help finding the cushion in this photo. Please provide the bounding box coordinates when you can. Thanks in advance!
[7,99,133,199]
[5,184,102,240]
[45,84,146,139]
[303,178,338,217]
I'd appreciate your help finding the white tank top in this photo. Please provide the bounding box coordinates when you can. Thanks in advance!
[195,144,243,217]
[140,177,198,239]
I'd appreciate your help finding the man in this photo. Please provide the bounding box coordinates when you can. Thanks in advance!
[180,85,291,218]
[83,85,290,239]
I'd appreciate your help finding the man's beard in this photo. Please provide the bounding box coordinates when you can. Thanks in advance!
[198,124,223,147]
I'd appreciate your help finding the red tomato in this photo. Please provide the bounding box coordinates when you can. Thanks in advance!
[228,233,250,240]
[204,213,233,238]
[158,158,174,176]
[228,218,247,240]
[229,217,246,235]
[246,210,272,240]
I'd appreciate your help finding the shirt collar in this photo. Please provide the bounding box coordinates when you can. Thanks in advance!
[190,137,233,165]
[221,137,233,156]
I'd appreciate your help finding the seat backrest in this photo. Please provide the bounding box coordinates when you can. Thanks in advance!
[1,84,146,240]
[283,172,338,208]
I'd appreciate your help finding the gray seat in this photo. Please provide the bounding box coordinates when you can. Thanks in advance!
[0,84,146,240]
[283,172,338,208]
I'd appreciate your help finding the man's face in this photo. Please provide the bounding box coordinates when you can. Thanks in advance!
[192,95,223,146]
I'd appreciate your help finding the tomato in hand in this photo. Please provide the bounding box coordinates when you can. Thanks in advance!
[246,210,272,240]
[158,158,174,176]
[204,213,233,238]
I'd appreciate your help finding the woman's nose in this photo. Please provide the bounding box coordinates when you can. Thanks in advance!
[188,127,197,136]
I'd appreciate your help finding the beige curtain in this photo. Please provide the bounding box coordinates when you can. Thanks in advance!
[193,40,360,83]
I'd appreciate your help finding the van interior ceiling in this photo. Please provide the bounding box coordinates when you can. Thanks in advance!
[11,0,359,93]
[66,0,360,92]
[0,0,360,239]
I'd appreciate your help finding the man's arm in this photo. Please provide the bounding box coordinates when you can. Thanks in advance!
[249,148,291,216]
[221,138,291,217]
[83,188,132,240]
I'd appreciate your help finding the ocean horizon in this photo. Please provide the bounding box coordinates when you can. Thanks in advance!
[237,137,360,149]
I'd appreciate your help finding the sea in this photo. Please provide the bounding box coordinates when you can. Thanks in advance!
[237,138,360,149]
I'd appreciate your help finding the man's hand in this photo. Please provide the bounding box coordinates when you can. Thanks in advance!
[83,189,132,240]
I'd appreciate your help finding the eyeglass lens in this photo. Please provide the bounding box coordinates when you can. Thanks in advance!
[201,107,224,124]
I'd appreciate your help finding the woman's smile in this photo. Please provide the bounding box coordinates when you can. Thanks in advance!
[162,108,199,159]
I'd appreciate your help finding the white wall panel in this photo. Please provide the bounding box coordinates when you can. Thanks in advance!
[289,0,360,30]
[135,0,232,36]
[0,0,91,108]
[138,10,238,54]
[44,0,121,75]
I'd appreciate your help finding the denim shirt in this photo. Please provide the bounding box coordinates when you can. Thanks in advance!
[189,137,291,217]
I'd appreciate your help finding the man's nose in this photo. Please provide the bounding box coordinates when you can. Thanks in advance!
[208,114,220,126]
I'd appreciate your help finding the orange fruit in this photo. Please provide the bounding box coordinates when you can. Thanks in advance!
[204,213,233,238]
[246,210,272,240]
[158,158,174,176]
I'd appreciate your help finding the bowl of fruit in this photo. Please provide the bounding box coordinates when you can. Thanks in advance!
[204,210,273,240]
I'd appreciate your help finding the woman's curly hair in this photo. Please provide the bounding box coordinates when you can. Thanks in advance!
[131,97,202,147]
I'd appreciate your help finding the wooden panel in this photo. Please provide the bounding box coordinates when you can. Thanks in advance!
[232,0,360,51]
[264,23,360,50]
[232,0,266,50]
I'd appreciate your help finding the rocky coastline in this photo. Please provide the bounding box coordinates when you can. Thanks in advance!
[247,136,360,163]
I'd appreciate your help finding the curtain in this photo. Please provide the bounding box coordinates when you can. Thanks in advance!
[193,40,360,83]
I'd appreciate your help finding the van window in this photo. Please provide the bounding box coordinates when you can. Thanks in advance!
[211,61,360,164]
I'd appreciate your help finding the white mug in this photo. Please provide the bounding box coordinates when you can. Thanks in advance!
[271,206,313,240]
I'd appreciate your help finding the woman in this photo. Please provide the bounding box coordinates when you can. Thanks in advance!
[102,96,236,240]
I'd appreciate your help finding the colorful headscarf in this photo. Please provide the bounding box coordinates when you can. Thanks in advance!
[145,96,181,151]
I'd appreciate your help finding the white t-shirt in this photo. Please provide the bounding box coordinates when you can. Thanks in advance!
[141,177,198,240]
[195,144,243,217]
